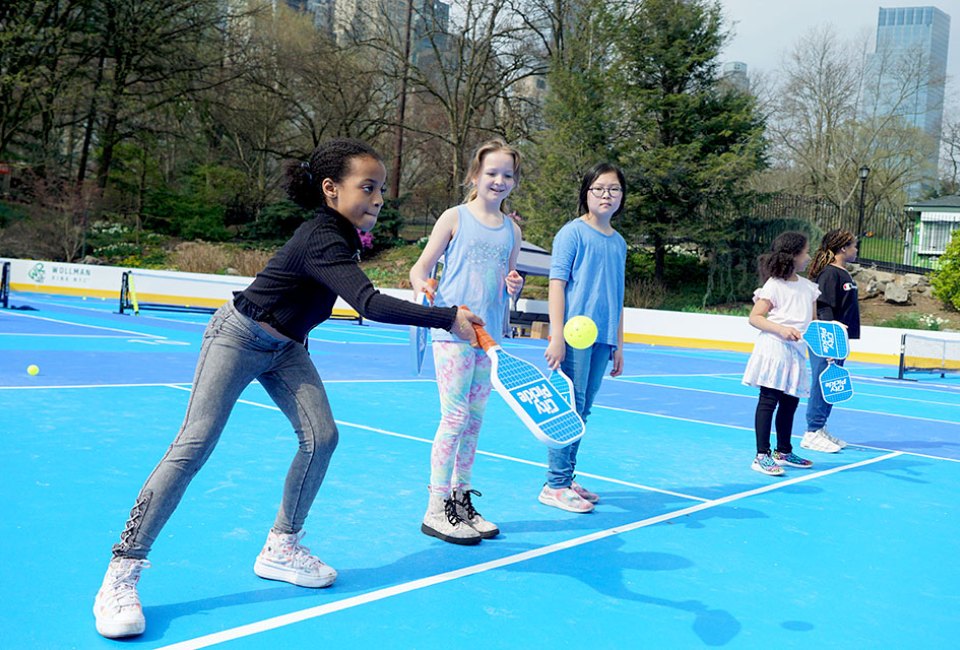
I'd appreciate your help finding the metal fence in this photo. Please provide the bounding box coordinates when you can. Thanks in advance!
[742,194,942,274]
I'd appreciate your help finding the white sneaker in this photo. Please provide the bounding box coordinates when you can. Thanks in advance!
[421,494,482,545]
[254,530,337,588]
[821,427,848,448]
[800,429,841,453]
[454,489,499,539]
[93,557,149,638]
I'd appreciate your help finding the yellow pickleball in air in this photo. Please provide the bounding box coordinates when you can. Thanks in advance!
[563,316,598,349]
[27,364,40,376]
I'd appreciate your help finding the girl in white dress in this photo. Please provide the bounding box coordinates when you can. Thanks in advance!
[742,231,820,476]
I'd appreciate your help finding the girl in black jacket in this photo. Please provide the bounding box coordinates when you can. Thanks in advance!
[801,229,859,453]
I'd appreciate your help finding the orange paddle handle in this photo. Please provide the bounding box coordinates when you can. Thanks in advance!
[460,305,495,351]
[423,277,438,302]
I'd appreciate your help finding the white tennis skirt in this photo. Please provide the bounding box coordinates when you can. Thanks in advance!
[742,333,810,398]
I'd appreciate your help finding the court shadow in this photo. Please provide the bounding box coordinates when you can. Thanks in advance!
[136,542,542,641]
[138,585,323,642]
[501,491,695,535]
[845,454,936,484]
[858,440,960,460]
[506,535,741,646]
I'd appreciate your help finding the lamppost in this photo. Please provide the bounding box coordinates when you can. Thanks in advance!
[857,165,870,237]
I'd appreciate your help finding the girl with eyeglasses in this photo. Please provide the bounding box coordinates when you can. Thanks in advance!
[541,162,627,513]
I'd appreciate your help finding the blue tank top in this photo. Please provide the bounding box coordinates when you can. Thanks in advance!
[432,205,515,343]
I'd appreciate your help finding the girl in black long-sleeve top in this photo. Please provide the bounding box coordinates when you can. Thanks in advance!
[802,229,860,453]
[93,138,482,639]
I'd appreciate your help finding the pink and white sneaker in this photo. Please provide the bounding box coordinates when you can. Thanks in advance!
[93,557,149,638]
[538,485,594,513]
[254,530,337,588]
[570,480,600,504]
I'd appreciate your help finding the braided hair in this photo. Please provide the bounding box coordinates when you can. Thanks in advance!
[758,231,808,282]
[284,138,384,210]
[808,229,856,280]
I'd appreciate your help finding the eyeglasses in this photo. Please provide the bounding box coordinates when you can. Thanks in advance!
[588,186,623,198]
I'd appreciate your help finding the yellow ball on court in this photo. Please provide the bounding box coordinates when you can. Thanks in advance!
[563,316,598,349]
[27,364,40,376]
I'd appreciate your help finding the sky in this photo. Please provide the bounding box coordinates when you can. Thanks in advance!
[718,1,960,87]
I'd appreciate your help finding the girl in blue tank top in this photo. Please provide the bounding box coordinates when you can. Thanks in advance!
[409,139,524,545]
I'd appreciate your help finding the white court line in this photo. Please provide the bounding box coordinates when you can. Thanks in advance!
[615,373,738,379]
[307,337,405,346]
[596,402,960,464]
[610,377,960,426]
[699,372,960,408]
[155,451,903,650]
[0,382,193,391]
[0,309,165,338]
[4,380,957,464]
[0,333,140,338]
[162,385,708,503]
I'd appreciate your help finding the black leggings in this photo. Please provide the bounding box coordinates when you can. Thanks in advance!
[754,386,799,455]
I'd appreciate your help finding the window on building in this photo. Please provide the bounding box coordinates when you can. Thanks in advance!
[919,217,960,254]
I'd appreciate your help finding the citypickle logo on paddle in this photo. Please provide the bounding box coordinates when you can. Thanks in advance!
[817,329,838,354]
[516,383,560,417]
[823,377,849,394]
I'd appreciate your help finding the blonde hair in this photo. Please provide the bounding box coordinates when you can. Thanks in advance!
[462,138,521,210]
[808,229,856,280]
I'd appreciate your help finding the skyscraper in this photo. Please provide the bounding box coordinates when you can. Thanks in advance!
[720,61,750,93]
[864,6,950,191]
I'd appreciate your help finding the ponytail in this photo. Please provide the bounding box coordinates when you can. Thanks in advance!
[808,229,855,279]
[283,138,383,210]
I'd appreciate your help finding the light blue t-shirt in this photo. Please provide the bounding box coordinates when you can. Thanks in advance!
[549,219,626,348]
[432,205,515,344]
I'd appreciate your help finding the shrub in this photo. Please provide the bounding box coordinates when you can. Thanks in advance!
[875,312,950,331]
[169,241,272,276]
[625,279,667,309]
[239,200,311,244]
[931,231,960,311]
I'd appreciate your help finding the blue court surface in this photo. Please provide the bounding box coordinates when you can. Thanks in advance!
[2,293,959,649]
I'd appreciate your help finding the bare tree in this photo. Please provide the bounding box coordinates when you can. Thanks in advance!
[0,1,93,168]
[765,26,863,203]
[353,0,547,204]
[78,0,256,189]
[937,85,960,195]
[766,24,938,214]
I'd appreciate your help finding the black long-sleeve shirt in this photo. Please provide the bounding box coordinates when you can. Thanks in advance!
[814,265,860,340]
[234,205,457,342]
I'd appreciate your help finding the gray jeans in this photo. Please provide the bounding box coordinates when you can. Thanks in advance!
[113,301,338,559]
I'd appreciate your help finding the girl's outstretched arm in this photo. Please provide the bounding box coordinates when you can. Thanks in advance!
[409,208,458,297]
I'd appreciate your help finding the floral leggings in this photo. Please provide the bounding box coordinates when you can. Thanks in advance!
[428,341,492,496]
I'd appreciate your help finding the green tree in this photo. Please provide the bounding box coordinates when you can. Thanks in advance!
[80,0,239,189]
[611,0,767,282]
[0,1,93,171]
[931,230,960,311]
[513,0,612,248]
